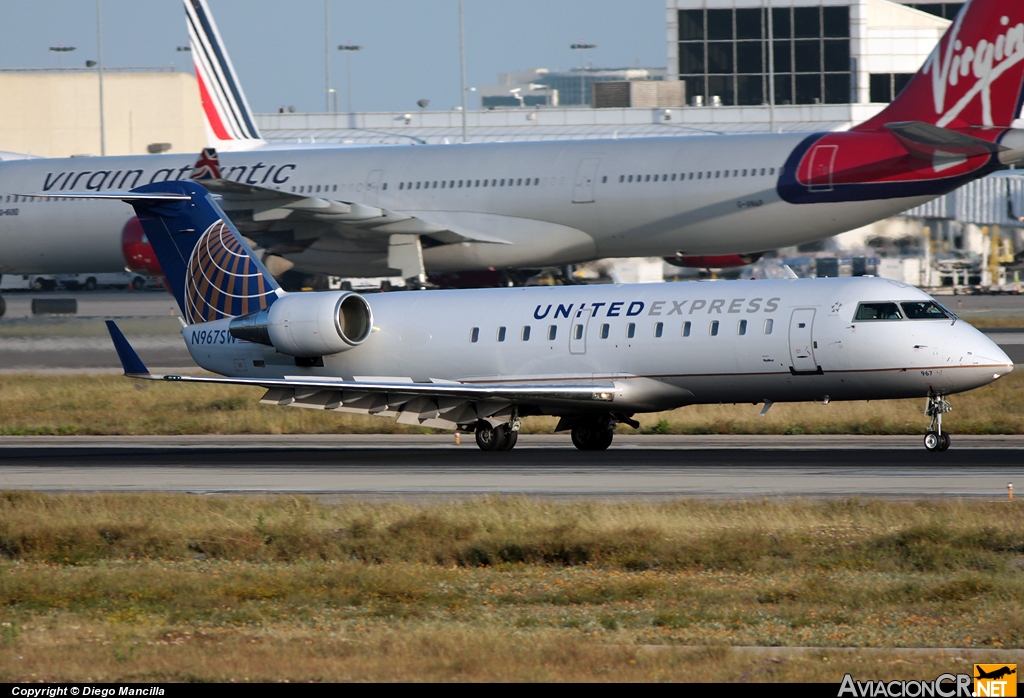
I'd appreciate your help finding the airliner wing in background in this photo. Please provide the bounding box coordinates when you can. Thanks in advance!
[190,148,535,281]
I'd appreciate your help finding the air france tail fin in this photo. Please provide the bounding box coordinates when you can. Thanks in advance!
[184,0,266,152]
[856,0,1024,132]
[115,181,280,323]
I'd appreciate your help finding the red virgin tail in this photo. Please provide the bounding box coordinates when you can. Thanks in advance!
[856,0,1024,132]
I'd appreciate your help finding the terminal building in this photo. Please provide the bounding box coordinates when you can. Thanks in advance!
[0,67,205,159]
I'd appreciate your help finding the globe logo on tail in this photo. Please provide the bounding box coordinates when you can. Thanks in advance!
[184,220,275,324]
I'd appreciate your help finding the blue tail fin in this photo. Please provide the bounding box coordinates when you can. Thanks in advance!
[123,181,280,324]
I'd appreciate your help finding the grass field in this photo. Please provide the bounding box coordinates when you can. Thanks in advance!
[1,495,1022,681]
[0,367,1022,435]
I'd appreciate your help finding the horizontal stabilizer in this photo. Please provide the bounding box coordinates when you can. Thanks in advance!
[885,122,1008,160]
[105,321,150,376]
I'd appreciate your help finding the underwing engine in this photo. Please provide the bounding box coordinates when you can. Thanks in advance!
[228,291,373,357]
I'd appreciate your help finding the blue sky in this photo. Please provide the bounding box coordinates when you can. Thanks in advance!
[0,0,666,113]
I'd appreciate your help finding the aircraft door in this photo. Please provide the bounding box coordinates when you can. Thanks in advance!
[788,308,820,374]
[808,145,837,192]
[364,170,384,206]
[572,158,601,203]
[569,307,592,355]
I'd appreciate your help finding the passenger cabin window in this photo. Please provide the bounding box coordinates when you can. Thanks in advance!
[471,327,479,343]
[710,320,719,336]
[855,302,903,320]
[497,327,507,342]
[682,321,691,337]
[522,326,531,341]
[548,325,557,341]
[600,323,609,339]
[573,324,584,340]
[627,323,635,339]
[901,302,951,320]
[654,322,664,338]
[764,319,773,334]
[738,320,747,335]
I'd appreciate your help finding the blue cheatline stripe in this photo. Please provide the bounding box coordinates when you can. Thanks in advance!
[187,0,260,140]
[105,321,150,375]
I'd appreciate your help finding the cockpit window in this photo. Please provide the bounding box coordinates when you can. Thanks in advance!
[854,302,903,320]
[900,301,952,320]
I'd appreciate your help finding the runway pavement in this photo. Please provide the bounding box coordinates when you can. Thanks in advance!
[1,434,1021,498]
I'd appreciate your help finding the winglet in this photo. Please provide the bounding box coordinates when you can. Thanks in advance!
[105,321,150,376]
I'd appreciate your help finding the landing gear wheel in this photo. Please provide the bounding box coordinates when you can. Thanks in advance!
[924,396,953,453]
[476,422,517,451]
[497,430,518,451]
[571,423,613,451]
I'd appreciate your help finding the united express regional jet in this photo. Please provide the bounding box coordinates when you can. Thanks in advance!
[91,180,1011,452]
[3,0,1024,283]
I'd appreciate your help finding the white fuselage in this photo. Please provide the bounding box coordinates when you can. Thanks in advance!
[183,277,1011,414]
[0,134,937,276]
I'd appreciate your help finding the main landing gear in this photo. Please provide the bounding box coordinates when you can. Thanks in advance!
[571,420,614,451]
[569,414,638,451]
[473,413,521,452]
[924,395,952,452]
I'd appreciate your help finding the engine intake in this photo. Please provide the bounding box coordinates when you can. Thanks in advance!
[229,291,373,357]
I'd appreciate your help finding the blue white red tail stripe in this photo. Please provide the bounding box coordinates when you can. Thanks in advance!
[184,0,265,150]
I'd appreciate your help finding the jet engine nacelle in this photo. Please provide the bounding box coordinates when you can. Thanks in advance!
[664,253,763,269]
[228,291,373,357]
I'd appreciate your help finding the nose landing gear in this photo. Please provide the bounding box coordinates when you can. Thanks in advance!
[924,395,952,452]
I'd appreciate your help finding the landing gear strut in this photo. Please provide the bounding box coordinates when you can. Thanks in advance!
[924,395,952,452]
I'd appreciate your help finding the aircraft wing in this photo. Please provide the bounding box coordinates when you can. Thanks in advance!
[107,321,615,429]
[205,176,514,244]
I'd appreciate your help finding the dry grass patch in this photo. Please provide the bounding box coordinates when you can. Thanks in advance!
[1,496,1024,680]
[0,368,1024,435]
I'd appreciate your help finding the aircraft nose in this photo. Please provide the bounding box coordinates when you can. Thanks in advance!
[974,332,1014,373]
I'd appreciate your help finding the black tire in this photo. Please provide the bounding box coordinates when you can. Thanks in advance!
[571,422,613,451]
[939,433,951,451]
[131,277,145,290]
[0,294,6,318]
[83,277,97,291]
[924,431,942,452]
[475,422,505,451]
[497,430,518,451]
[31,278,44,291]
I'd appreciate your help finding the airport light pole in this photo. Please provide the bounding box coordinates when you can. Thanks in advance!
[96,0,106,156]
[338,43,362,113]
[459,0,468,143]
[570,42,596,106]
[324,0,331,112]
